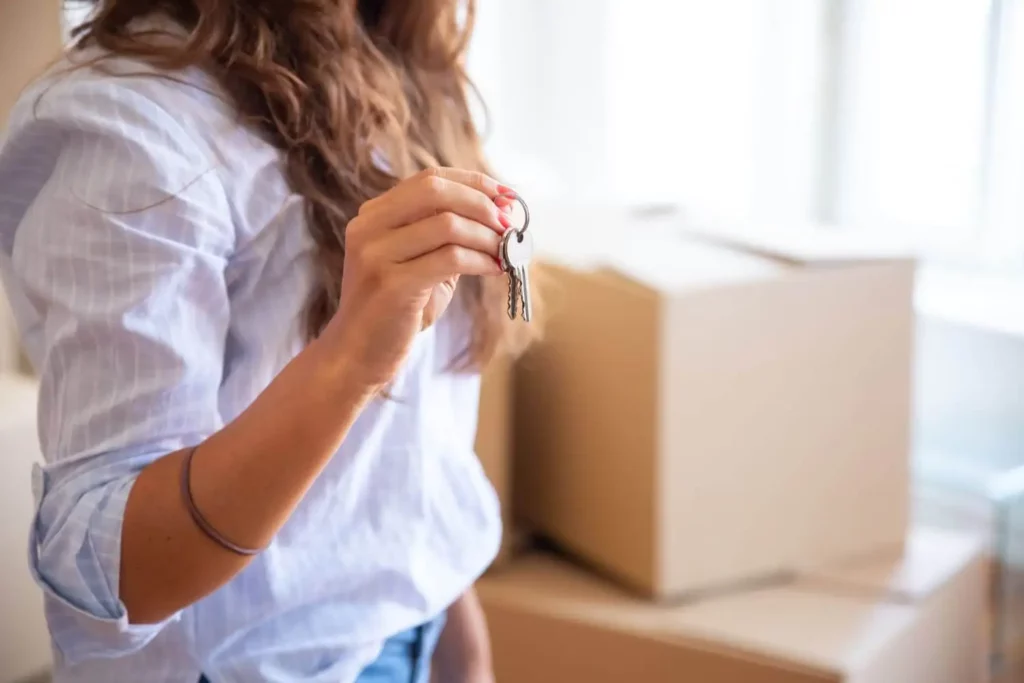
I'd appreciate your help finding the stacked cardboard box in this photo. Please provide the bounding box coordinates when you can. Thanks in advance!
[475,207,989,681]
[514,210,914,597]
[478,529,987,683]
[475,355,522,568]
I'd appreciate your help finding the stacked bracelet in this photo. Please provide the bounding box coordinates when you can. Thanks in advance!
[180,446,264,556]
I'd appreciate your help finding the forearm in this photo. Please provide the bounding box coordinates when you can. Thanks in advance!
[433,588,494,683]
[119,338,375,624]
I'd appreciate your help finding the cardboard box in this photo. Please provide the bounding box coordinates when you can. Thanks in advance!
[477,528,987,683]
[476,355,523,568]
[515,215,914,597]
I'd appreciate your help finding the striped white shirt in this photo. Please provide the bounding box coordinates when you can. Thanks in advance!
[0,40,501,683]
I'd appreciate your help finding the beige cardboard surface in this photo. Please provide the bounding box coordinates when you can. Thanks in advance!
[484,604,832,683]
[801,527,994,678]
[800,527,985,599]
[479,528,987,683]
[515,215,914,597]
[661,258,914,592]
[515,262,660,587]
[475,355,519,567]
[680,220,917,265]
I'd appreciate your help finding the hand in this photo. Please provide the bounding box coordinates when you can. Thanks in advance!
[319,167,511,388]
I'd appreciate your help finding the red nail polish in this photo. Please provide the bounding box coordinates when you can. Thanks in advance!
[498,213,512,229]
[497,184,516,197]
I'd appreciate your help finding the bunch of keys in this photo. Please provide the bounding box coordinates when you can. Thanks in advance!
[497,193,533,322]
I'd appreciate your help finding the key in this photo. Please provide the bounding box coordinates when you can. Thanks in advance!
[517,263,532,322]
[506,265,520,321]
[500,229,520,320]
[502,228,534,322]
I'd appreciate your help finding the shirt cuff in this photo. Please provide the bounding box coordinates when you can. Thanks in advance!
[29,464,180,665]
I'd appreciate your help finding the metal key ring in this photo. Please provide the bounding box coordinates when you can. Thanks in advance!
[497,191,530,237]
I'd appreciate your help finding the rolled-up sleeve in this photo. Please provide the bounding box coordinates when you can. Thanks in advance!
[0,73,234,663]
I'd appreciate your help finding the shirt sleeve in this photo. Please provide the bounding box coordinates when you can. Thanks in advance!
[0,72,235,665]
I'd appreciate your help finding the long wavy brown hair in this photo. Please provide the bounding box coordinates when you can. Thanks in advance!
[69,0,536,367]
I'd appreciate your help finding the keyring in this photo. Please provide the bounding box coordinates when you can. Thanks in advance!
[497,191,530,237]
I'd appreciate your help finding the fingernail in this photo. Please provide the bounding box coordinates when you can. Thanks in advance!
[493,257,505,272]
[494,196,515,214]
[497,184,516,197]
[498,212,512,229]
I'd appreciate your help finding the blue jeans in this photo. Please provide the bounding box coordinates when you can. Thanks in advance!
[197,616,446,683]
[356,616,446,683]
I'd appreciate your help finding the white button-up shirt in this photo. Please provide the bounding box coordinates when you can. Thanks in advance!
[0,39,501,683]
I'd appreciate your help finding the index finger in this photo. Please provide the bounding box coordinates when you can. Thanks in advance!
[360,167,509,212]
[425,167,507,197]
[359,167,513,234]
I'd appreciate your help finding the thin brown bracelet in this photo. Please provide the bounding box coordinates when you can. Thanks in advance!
[180,446,264,556]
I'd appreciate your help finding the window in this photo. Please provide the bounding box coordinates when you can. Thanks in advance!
[469,0,1024,269]
[833,0,991,243]
[602,1,826,223]
[986,0,1024,263]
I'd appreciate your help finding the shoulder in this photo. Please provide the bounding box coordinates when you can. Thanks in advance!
[6,48,229,169]
[0,50,237,260]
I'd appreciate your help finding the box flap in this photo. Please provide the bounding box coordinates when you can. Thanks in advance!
[530,201,916,267]
[604,235,784,292]
[537,226,784,293]
[680,221,917,266]
[479,554,924,676]
[797,528,985,602]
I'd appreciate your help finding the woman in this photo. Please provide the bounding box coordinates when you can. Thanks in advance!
[0,1,536,681]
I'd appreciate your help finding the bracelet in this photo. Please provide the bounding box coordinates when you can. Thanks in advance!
[180,446,264,556]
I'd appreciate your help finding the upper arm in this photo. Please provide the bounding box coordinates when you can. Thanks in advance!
[0,69,237,661]
[7,71,236,468]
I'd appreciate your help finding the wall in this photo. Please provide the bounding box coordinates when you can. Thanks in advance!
[0,377,51,683]
[0,0,63,376]
[1,5,63,682]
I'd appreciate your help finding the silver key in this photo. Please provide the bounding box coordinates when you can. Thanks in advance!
[500,229,519,320]
[502,228,534,322]
[505,264,520,321]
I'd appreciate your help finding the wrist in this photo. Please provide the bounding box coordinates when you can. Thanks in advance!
[302,335,380,406]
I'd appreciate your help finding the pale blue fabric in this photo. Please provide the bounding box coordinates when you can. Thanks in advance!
[353,616,446,683]
[0,37,500,683]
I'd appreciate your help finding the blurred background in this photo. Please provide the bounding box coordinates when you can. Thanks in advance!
[3,1,1024,682]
